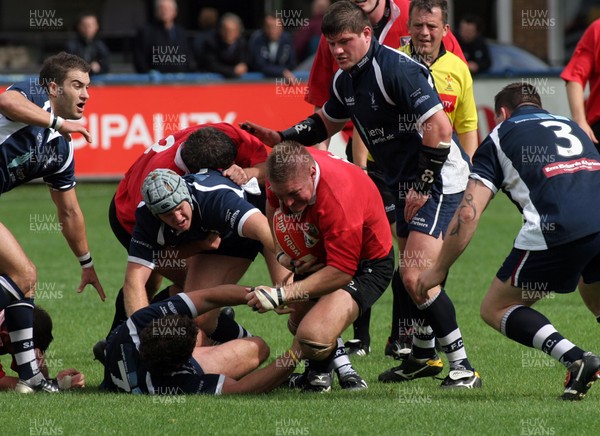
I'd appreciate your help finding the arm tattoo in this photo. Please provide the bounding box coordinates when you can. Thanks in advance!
[449,193,477,237]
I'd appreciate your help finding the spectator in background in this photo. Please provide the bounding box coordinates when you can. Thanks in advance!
[65,12,110,75]
[456,14,491,75]
[294,0,330,63]
[133,0,193,73]
[561,18,600,146]
[249,14,296,81]
[193,7,219,71]
[201,13,248,79]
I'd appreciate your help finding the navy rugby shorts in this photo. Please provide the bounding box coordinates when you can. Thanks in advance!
[496,232,600,293]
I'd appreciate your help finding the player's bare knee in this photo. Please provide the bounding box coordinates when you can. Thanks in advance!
[479,302,496,328]
[400,271,420,301]
[297,337,335,361]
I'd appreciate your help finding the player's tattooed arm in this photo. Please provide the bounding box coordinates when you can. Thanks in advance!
[449,193,476,237]
[448,179,488,237]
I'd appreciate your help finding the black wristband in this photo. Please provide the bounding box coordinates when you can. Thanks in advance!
[414,144,451,194]
[279,113,328,146]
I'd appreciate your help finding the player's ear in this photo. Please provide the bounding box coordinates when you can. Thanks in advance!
[48,81,60,98]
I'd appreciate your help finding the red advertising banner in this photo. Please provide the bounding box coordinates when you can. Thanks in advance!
[71,82,312,178]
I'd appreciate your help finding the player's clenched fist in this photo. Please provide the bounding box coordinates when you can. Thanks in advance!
[246,286,286,312]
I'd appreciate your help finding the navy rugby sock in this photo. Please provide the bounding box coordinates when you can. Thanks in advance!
[352,309,371,348]
[6,298,44,385]
[208,310,252,343]
[391,269,413,340]
[419,289,473,371]
[107,287,128,336]
[502,305,584,367]
[0,276,43,383]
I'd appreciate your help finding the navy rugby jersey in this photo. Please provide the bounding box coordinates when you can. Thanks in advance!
[128,169,260,268]
[0,80,75,194]
[472,105,600,250]
[102,293,224,395]
[322,39,469,194]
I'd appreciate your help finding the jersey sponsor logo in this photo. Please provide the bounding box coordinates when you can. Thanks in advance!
[344,96,355,106]
[368,127,384,138]
[228,209,240,228]
[542,158,600,178]
[131,237,154,250]
[368,127,394,145]
[409,88,423,99]
[414,94,430,108]
[439,93,457,113]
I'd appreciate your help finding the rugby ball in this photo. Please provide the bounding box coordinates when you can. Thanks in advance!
[272,208,317,262]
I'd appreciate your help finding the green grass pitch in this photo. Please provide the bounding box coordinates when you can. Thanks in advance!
[1,183,598,435]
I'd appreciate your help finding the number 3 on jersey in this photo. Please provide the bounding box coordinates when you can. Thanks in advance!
[540,120,583,157]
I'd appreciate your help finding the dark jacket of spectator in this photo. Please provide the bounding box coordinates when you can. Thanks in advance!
[66,35,111,75]
[249,28,296,78]
[65,13,110,75]
[133,20,193,73]
[202,35,248,78]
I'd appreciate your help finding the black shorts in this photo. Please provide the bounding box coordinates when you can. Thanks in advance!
[342,248,395,315]
[367,160,396,225]
[109,196,262,261]
[496,232,600,294]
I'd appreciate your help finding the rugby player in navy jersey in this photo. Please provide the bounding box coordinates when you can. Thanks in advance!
[0,52,104,393]
[102,285,303,395]
[242,1,480,388]
[418,82,600,401]
[120,169,274,350]
[100,124,289,352]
